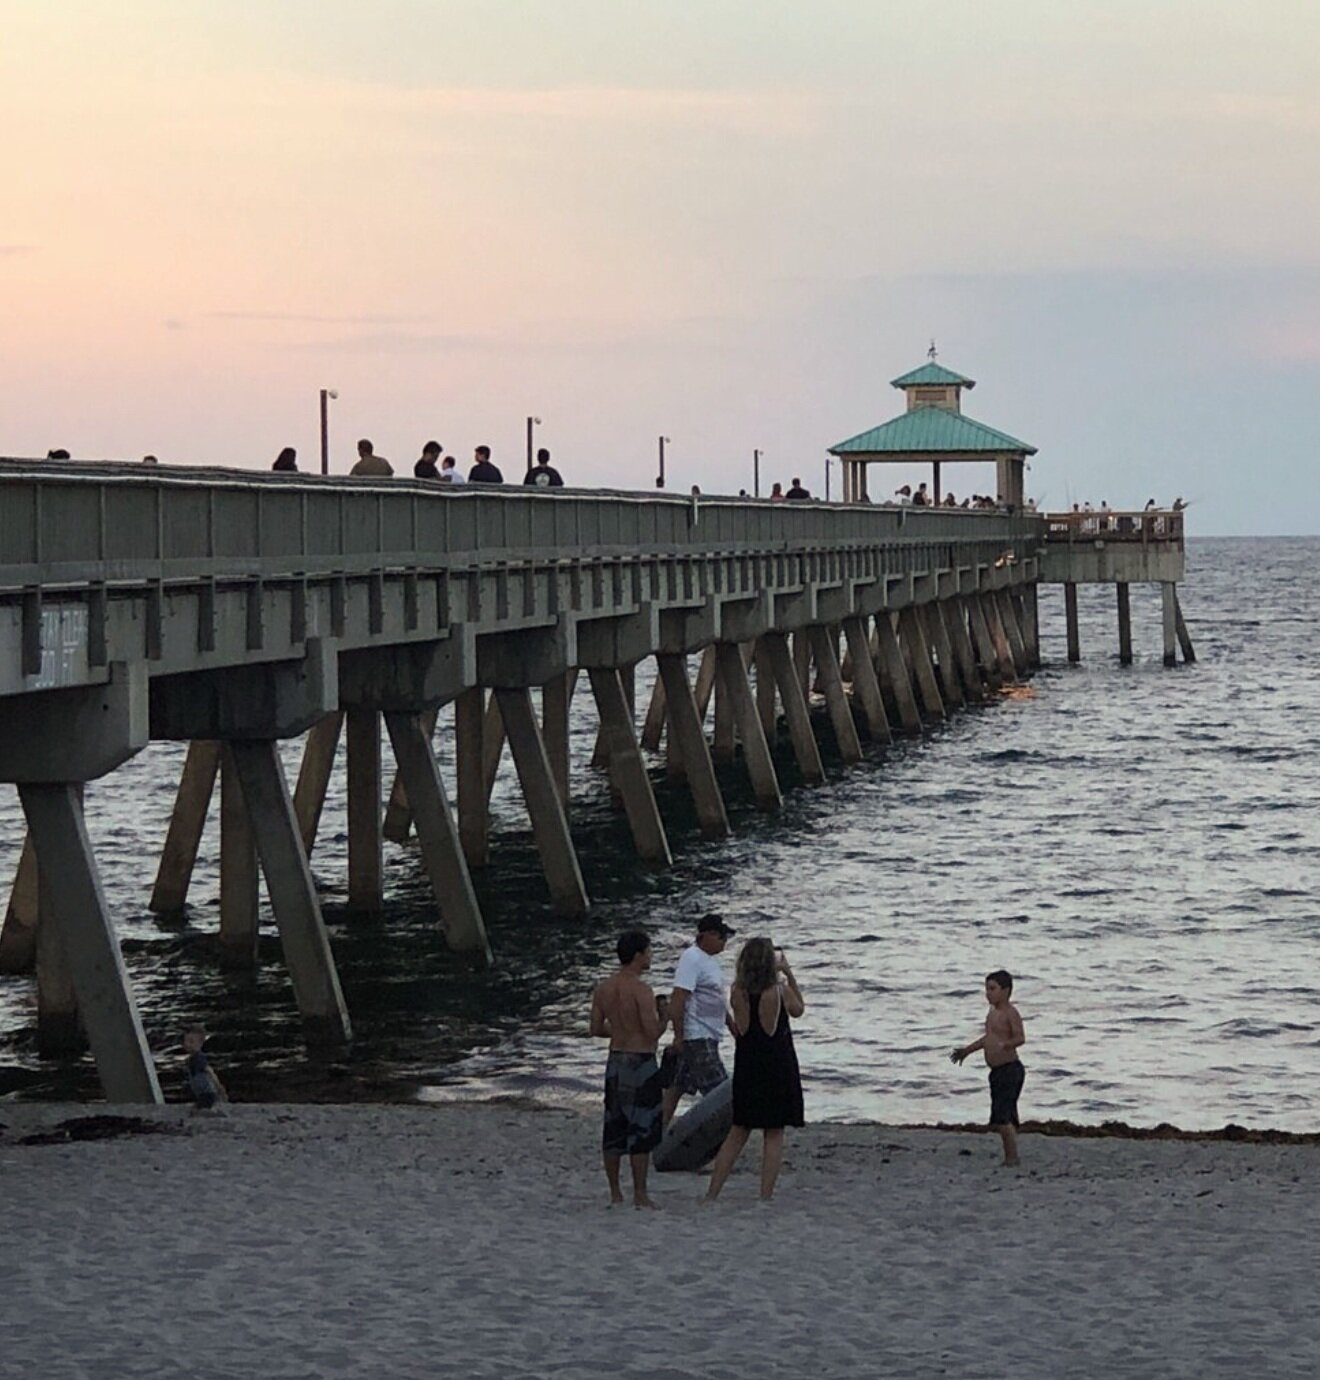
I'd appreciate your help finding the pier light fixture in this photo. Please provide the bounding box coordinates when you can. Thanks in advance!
[658,435,670,490]
[319,388,339,476]
[526,416,541,474]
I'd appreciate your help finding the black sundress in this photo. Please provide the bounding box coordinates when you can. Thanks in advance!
[731,987,804,1130]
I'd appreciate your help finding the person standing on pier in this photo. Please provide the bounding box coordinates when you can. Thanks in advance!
[784,477,810,501]
[469,445,504,484]
[662,915,737,1126]
[950,969,1026,1167]
[413,440,442,480]
[350,438,393,477]
[590,930,665,1208]
[272,447,298,472]
[524,447,564,487]
[439,454,465,484]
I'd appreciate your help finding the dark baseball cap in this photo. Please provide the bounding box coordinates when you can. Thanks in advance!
[696,913,736,938]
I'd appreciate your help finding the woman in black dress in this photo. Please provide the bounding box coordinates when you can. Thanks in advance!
[705,936,804,1201]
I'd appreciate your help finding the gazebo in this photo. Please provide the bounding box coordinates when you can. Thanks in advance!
[828,358,1036,508]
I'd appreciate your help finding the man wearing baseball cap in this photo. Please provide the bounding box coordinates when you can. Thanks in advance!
[661,913,736,1126]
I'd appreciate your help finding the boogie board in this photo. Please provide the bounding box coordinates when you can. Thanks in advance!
[653,1077,732,1172]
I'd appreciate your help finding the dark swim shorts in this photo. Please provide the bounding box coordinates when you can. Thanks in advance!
[668,1039,727,1096]
[988,1060,1026,1127]
[603,1051,663,1155]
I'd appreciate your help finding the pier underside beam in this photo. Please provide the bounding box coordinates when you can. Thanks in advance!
[899,608,945,721]
[219,745,259,969]
[810,624,863,762]
[587,668,672,866]
[150,739,221,914]
[494,687,591,916]
[657,652,730,839]
[0,832,38,974]
[761,633,825,785]
[716,642,782,811]
[293,712,343,857]
[1065,583,1081,664]
[383,712,492,960]
[995,588,1031,678]
[229,740,352,1045]
[455,687,489,868]
[346,707,385,918]
[842,616,892,743]
[1116,583,1133,666]
[18,782,163,1103]
[874,613,923,733]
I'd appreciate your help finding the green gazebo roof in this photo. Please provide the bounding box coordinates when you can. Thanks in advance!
[889,362,976,389]
[829,408,1036,456]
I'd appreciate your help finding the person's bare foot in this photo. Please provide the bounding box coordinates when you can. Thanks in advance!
[1001,1159,1021,1169]
[608,1192,625,1207]
[634,1195,660,1210]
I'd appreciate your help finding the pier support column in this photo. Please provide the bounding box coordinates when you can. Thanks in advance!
[754,642,778,740]
[693,645,718,724]
[454,688,490,868]
[792,631,811,702]
[18,783,163,1103]
[150,740,221,914]
[36,865,84,1056]
[495,687,590,916]
[1161,582,1178,668]
[293,712,343,857]
[874,613,923,733]
[1174,590,1197,663]
[589,663,630,771]
[980,593,1019,683]
[219,746,260,968]
[640,668,667,752]
[712,660,736,765]
[809,625,863,762]
[0,832,39,973]
[921,604,964,708]
[716,642,782,811]
[657,653,730,839]
[382,708,439,844]
[1065,583,1081,664]
[995,588,1031,678]
[482,692,506,803]
[761,633,825,785]
[1116,583,1133,666]
[542,670,577,808]
[1016,587,1041,670]
[944,599,986,703]
[966,595,1004,690]
[842,616,892,743]
[587,668,672,866]
[229,741,352,1045]
[383,712,492,960]
[346,707,384,917]
[899,608,945,720]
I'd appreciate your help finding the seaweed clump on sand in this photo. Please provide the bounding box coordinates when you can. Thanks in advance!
[17,1115,178,1147]
[914,1118,1320,1146]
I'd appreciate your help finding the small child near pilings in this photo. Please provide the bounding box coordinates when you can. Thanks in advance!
[950,970,1026,1166]
[183,1025,228,1111]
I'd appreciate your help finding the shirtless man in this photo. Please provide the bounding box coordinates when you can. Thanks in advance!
[590,930,664,1207]
[951,969,1027,1166]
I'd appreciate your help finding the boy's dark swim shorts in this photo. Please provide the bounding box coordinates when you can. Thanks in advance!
[988,1060,1025,1127]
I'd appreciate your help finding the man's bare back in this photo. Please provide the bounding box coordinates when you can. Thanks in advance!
[981,1000,1024,1068]
[591,971,661,1053]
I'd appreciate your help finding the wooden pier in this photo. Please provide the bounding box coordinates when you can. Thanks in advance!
[0,457,1190,1102]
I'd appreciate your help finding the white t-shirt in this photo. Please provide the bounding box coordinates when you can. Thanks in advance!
[673,943,728,1042]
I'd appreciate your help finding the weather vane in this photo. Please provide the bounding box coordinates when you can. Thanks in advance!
[928,338,938,361]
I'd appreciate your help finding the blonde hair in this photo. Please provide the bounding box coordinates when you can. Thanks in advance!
[735,936,777,996]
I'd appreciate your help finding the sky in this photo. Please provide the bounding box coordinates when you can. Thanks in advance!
[3,1,1318,534]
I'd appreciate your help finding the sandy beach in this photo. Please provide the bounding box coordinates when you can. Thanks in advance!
[2,1102,1316,1379]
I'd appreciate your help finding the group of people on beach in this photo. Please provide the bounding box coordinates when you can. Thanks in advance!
[590,914,1027,1207]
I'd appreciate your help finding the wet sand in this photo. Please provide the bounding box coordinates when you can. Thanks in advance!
[3,1102,1317,1379]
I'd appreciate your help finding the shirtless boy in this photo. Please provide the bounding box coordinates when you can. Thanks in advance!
[590,931,665,1207]
[951,969,1027,1166]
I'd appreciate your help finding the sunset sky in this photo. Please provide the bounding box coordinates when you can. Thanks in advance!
[3,2,1318,533]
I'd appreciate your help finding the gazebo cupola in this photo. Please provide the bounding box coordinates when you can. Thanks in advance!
[828,350,1037,508]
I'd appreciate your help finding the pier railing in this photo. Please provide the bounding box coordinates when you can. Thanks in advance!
[1043,509,1184,548]
[0,458,1044,593]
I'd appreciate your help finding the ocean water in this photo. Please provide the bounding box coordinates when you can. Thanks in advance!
[1,537,1317,1130]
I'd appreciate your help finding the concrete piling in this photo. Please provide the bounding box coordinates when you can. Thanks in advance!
[0,832,38,974]
[150,739,221,914]
[921,603,964,709]
[455,687,490,868]
[1116,583,1133,665]
[966,595,1003,690]
[382,707,439,844]
[842,615,892,743]
[874,612,923,733]
[346,708,385,917]
[898,607,945,720]
[715,641,782,811]
[657,652,730,839]
[219,745,260,968]
[809,624,863,762]
[761,632,825,785]
[1174,589,1197,663]
[980,593,1019,684]
[944,599,986,702]
[1065,582,1081,664]
[994,588,1031,678]
[1161,582,1178,668]
[293,711,343,857]
[587,667,672,866]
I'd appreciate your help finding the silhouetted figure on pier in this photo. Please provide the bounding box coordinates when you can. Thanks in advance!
[469,446,504,484]
[524,447,563,488]
[272,447,298,472]
[413,440,442,480]
[439,454,465,484]
[770,482,785,502]
[350,439,393,477]
[785,477,810,501]
[913,482,929,506]
[46,448,71,460]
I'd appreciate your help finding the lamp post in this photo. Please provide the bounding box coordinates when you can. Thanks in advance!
[753,448,762,498]
[319,388,338,475]
[526,416,541,474]
[657,436,670,489]
[825,456,832,502]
